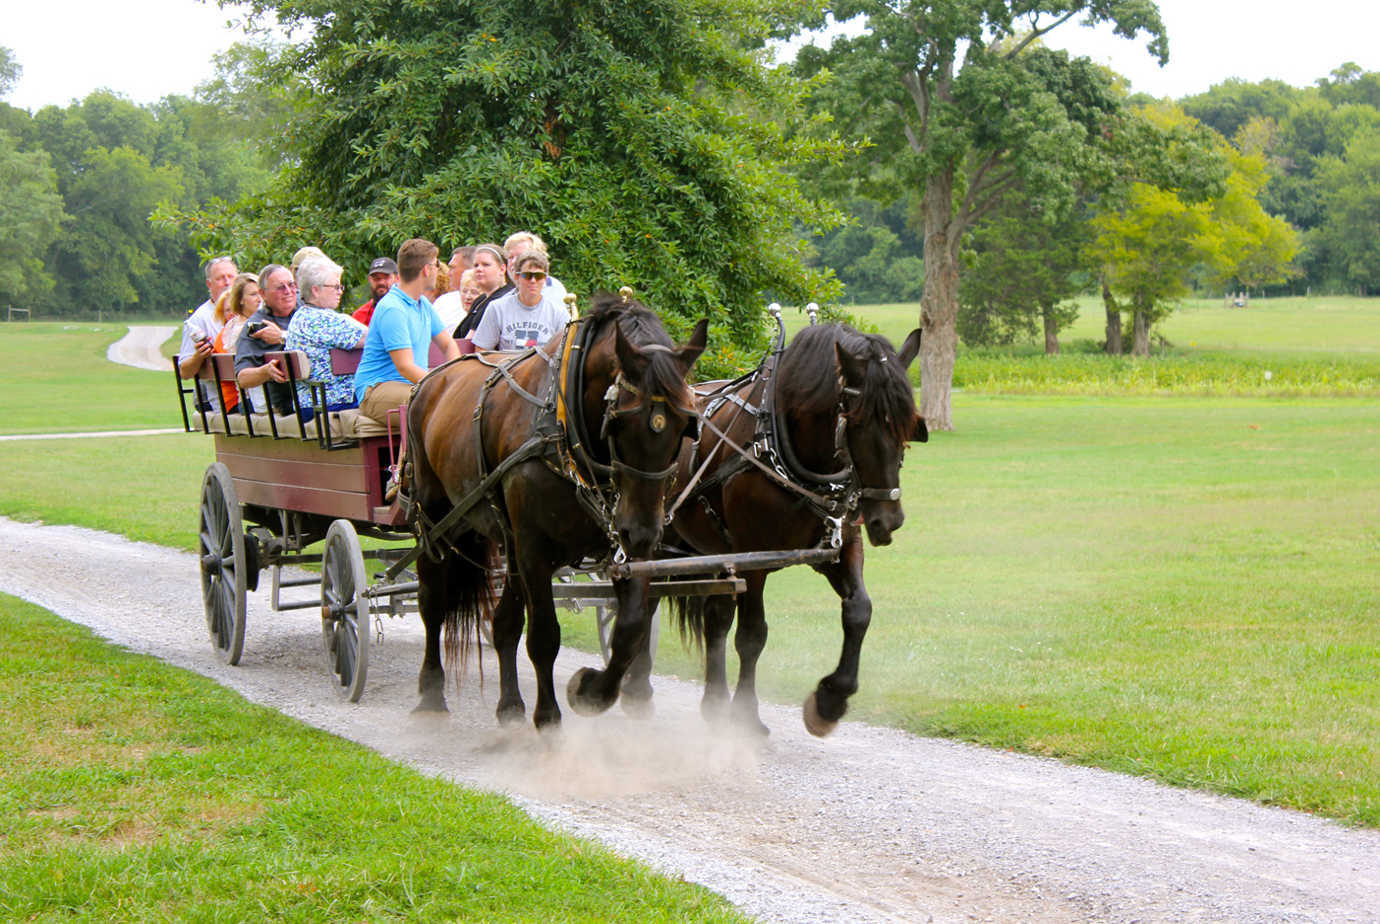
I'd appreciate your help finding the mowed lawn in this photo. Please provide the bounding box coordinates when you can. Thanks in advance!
[1,313,1378,827]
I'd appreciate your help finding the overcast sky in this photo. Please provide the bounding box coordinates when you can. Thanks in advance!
[4,0,1379,112]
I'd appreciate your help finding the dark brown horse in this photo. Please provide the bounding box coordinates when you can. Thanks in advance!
[658,323,924,736]
[405,296,706,729]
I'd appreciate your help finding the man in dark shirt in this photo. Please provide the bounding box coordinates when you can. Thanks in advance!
[234,263,298,414]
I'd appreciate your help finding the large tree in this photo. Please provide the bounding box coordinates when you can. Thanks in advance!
[795,2,1168,429]
[1316,129,1380,294]
[1089,104,1298,354]
[177,0,843,365]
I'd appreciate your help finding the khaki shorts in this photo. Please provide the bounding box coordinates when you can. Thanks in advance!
[359,380,414,426]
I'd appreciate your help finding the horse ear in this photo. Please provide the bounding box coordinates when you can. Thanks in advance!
[676,318,709,373]
[834,341,867,386]
[897,328,922,370]
[911,414,928,443]
[613,322,647,376]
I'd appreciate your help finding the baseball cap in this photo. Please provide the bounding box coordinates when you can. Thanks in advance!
[368,257,398,275]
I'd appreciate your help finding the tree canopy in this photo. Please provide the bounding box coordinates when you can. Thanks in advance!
[170,0,845,363]
[796,1,1168,428]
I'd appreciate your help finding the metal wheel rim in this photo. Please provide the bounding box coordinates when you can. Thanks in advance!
[199,463,246,665]
[321,519,370,702]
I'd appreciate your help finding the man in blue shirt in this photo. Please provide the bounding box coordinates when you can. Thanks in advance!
[355,238,463,424]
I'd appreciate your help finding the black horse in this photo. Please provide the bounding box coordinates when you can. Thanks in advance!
[405,296,706,729]
[657,323,924,736]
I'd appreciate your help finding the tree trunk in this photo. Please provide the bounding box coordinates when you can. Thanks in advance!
[1132,307,1150,356]
[1042,302,1059,355]
[1102,280,1122,355]
[918,170,959,431]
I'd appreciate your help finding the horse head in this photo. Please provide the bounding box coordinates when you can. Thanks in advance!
[581,295,707,558]
[832,327,924,546]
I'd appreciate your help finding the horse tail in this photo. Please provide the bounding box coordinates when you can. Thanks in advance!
[665,592,707,652]
[417,530,497,684]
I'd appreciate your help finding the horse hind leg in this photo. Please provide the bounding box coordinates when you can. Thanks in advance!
[491,578,528,726]
[729,573,771,737]
[415,552,451,713]
[414,535,491,714]
[688,594,736,724]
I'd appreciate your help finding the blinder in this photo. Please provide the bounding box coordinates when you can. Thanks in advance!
[598,373,699,481]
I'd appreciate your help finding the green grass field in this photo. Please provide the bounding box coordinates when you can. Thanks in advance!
[0,595,743,922]
[1,305,1378,830]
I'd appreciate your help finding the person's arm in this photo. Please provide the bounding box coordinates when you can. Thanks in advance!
[387,347,428,384]
[432,329,462,362]
[238,357,287,389]
[178,337,214,377]
[469,303,501,350]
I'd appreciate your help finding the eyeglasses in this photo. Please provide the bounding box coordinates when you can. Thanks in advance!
[320,283,344,291]
[517,271,547,281]
[271,282,298,293]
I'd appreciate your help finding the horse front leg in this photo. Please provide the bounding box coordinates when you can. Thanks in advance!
[567,575,651,717]
[803,532,869,737]
[511,552,563,731]
[491,577,528,726]
[729,572,771,737]
[618,598,657,718]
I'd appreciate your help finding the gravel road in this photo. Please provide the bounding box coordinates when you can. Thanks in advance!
[2,517,1377,922]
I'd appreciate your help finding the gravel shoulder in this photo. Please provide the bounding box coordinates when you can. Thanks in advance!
[2,516,1377,923]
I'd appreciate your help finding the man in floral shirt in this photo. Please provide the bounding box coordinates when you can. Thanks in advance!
[286,257,367,416]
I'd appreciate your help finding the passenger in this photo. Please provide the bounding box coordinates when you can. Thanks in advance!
[286,257,367,417]
[469,250,570,352]
[432,254,469,332]
[426,258,450,305]
[353,238,463,425]
[503,231,568,304]
[453,243,511,340]
[234,263,299,415]
[448,245,475,281]
[178,256,239,408]
[459,268,480,314]
[210,273,262,412]
[352,257,398,325]
[290,246,328,308]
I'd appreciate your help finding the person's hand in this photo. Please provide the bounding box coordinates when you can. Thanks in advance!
[195,337,215,356]
[253,323,285,346]
[264,358,288,383]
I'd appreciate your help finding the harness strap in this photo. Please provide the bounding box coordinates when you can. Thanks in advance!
[386,431,561,581]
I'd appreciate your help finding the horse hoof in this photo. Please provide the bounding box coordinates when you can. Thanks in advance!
[496,701,526,726]
[802,692,838,737]
[411,695,448,715]
[621,693,655,719]
[566,667,613,717]
[700,693,729,724]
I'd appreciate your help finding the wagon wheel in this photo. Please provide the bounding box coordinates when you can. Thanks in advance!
[199,462,247,665]
[321,519,370,702]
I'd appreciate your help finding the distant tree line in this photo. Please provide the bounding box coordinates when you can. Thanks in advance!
[3,3,1380,424]
[0,43,281,318]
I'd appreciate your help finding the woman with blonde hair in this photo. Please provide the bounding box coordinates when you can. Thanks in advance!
[211,273,262,411]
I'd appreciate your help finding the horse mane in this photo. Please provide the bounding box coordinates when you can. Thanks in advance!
[585,292,687,399]
[776,323,917,446]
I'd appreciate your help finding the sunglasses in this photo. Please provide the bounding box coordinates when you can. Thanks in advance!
[517,271,547,281]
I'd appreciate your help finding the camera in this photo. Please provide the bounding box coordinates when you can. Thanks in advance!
[247,320,269,335]
[190,329,208,344]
